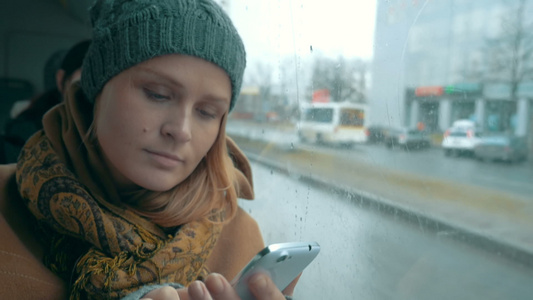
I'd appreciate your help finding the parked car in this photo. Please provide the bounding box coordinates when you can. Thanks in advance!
[474,134,528,163]
[442,119,482,156]
[384,127,431,150]
[366,125,388,144]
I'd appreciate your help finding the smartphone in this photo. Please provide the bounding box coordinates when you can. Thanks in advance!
[231,241,320,300]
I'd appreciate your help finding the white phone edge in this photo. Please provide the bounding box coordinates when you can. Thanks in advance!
[231,241,321,300]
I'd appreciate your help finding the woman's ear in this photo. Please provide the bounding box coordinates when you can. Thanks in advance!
[55,69,65,93]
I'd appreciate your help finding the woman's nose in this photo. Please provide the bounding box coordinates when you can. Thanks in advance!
[161,111,192,143]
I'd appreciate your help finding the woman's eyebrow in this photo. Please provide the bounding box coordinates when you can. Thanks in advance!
[135,67,183,88]
[203,95,230,108]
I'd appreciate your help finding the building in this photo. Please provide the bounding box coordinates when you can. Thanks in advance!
[369,0,533,145]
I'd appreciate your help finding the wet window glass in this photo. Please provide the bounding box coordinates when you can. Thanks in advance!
[226,0,533,299]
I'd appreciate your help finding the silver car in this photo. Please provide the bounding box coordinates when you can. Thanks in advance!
[384,128,432,150]
[474,134,528,163]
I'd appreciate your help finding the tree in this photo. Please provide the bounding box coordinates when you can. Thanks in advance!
[244,60,274,102]
[307,55,368,103]
[482,0,533,130]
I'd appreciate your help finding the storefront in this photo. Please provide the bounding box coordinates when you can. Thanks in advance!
[405,84,482,133]
[484,100,517,132]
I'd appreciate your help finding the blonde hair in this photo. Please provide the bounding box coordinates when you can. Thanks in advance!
[88,114,239,228]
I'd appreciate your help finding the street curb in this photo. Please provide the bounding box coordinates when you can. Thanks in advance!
[240,140,533,269]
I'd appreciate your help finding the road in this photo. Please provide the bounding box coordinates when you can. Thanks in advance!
[309,142,533,199]
[240,161,533,300]
[227,120,533,200]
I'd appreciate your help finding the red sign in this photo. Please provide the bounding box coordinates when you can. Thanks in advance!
[312,89,331,103]
[415,86,443,97]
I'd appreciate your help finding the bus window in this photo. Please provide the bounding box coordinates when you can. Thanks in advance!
[304,108,333,123]
[340,109,364,126]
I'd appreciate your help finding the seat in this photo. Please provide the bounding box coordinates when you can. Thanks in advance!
[0,77,35,133]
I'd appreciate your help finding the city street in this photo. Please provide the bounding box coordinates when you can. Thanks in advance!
[227,120,533,200]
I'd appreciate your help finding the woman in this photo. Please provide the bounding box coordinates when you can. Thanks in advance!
[0,0,298,299]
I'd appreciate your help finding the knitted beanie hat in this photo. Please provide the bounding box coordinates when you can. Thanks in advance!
[81,0,246,111]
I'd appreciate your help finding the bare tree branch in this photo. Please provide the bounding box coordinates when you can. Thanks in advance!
[307,55,368,103]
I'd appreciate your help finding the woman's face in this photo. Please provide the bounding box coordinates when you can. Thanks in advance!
[94,54,231,192]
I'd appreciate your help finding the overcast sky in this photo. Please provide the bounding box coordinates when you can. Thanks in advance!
[229,0,377,61]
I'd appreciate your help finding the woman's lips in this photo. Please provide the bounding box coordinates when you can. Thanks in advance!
[145,150,184,168]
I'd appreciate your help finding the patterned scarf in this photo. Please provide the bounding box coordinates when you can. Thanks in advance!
[14,85,251,299]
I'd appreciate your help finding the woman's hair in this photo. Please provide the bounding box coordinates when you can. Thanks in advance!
[87,113,239,228]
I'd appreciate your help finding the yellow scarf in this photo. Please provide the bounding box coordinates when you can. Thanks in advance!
[14,85,252,299]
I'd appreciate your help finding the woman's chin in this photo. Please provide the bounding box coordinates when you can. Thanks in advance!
[132,175,183,193]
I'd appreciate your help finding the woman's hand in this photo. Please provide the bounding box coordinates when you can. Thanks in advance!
[187,273,297,300]
[140,272,299,300]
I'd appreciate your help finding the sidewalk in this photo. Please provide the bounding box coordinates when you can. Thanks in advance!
[227,120,533,267]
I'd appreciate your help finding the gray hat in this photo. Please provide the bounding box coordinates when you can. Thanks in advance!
[81,0,246,111]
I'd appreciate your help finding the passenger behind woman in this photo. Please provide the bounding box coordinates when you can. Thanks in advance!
[9,49,66,118]
[1,39,91,163]
[0,0,298,300]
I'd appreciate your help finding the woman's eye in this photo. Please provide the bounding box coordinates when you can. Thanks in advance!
[143,88,170,101]
[198,108,217,119]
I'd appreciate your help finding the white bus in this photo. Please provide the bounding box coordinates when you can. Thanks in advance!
[297,102,368,146]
